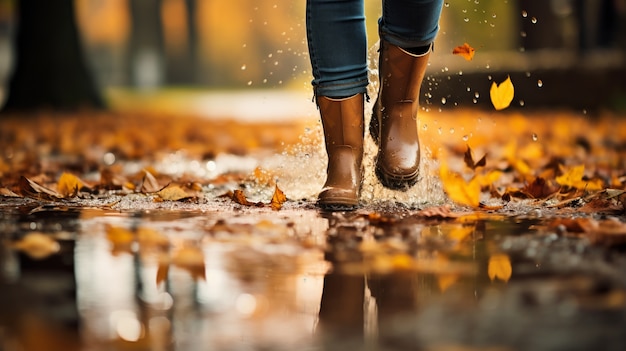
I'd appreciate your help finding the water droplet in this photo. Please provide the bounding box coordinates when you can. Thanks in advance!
[492,13,497,18]
[582,109,587,115]
[459,70,463,76]
[485,64,490,69]
[532,133,538,141]
[464,17,470,22]
[462,134,469,141]
[438,127,443,135]
[521,10,528,17]
[466,87,471,92]
[520,31,527,38]
[519,100,525,106]
[537,80,543,87]
[247,81,253,86]
[103,152,116,165]
[241,65,247,70]
[449,128,455,134]
[423,124,428,130]
[444,2,450,7]
[473,98,478,104]
[441,97,447,104]
[531,17,537,24]
[474,91,480,98]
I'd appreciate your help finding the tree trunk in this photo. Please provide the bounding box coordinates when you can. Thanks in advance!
[2,0,105,112]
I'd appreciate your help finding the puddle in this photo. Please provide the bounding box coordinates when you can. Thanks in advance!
[1,206,625,351]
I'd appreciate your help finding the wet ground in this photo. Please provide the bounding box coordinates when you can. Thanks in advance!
[1,91,626,350]
[2,197,626,351]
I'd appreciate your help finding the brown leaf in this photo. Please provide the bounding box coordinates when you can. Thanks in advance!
[19,176,62,201]
[140,169,165,193]
[463,145,487,170]
[270,185,287,211]
[415,205,460,219]
[0,187,20,197]
[157,184,194,201]
[230,189,264,207]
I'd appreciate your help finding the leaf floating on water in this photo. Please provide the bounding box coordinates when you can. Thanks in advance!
[270,185,287,211]
[13,232,60,260]
[452,43,475,61]
[490,75,514,110]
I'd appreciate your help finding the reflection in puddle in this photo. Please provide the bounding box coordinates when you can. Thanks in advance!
[1,208,625,350]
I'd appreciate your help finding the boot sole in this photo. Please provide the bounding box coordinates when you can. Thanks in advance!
[375,165,418,191]
[317,199,359,211]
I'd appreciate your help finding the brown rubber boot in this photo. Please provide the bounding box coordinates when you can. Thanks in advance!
[370,41,431,190]
[317,94,365,210]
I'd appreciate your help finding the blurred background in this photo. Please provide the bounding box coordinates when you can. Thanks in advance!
[0,0,625,111]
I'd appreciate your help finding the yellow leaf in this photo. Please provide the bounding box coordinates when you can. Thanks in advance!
[157,184,193,201]
[57,172,83,197]
[488,254,512,282]
[106,225,134,247]
[270,185,287,211]
[490,75,514,111]
[439,163,481,208]
[476,170,503,188]
[556,164,585,187]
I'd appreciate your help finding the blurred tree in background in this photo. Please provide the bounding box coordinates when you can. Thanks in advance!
[2,0,104,112]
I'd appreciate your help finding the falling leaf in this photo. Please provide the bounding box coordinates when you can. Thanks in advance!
[270,185,287,211]
[57,172,84,198]
[452,43,475,61]
[439,163,481,208]
[488,253,512,282]
[490,75,514,110]
[13,232,60,260]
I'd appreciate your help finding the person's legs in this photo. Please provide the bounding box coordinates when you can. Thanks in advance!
[306,0,368,98]
[306,0,368,210]
[371,0,443,190]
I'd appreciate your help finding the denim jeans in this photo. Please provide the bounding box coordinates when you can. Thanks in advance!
[306,0,443,98]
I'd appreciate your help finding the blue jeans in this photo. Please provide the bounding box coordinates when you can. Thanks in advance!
[306,0,443,98]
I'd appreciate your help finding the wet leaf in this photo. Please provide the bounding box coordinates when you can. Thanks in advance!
[13,232,61,260]
[452,42,475,61]
[488,253,512,282]
[490,75,514,110]
[228,189,264,207]
[415,205,459,219]
[140,169,164,193]
[57,172,84,198]
[270,184,287,210]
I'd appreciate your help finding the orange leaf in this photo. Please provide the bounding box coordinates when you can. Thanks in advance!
[490,75,514,110]
[57,172,83,198]
[439,163,481,208]
[463,145,487,169]
[452,43,475,61]
[270,185,287,211]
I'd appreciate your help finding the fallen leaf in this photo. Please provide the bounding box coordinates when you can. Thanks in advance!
[490,75,514,110]
[230,189,264,207]
[270,184,287,210]
[415,205,459,219]
[452,42,475,61]
[57,172,84,198]
[140,169,165,193]
[488,253,512,282]
[19,176,62,201]
[556,164,604,190]
[157,184,194,201]
[0,187,20,197]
